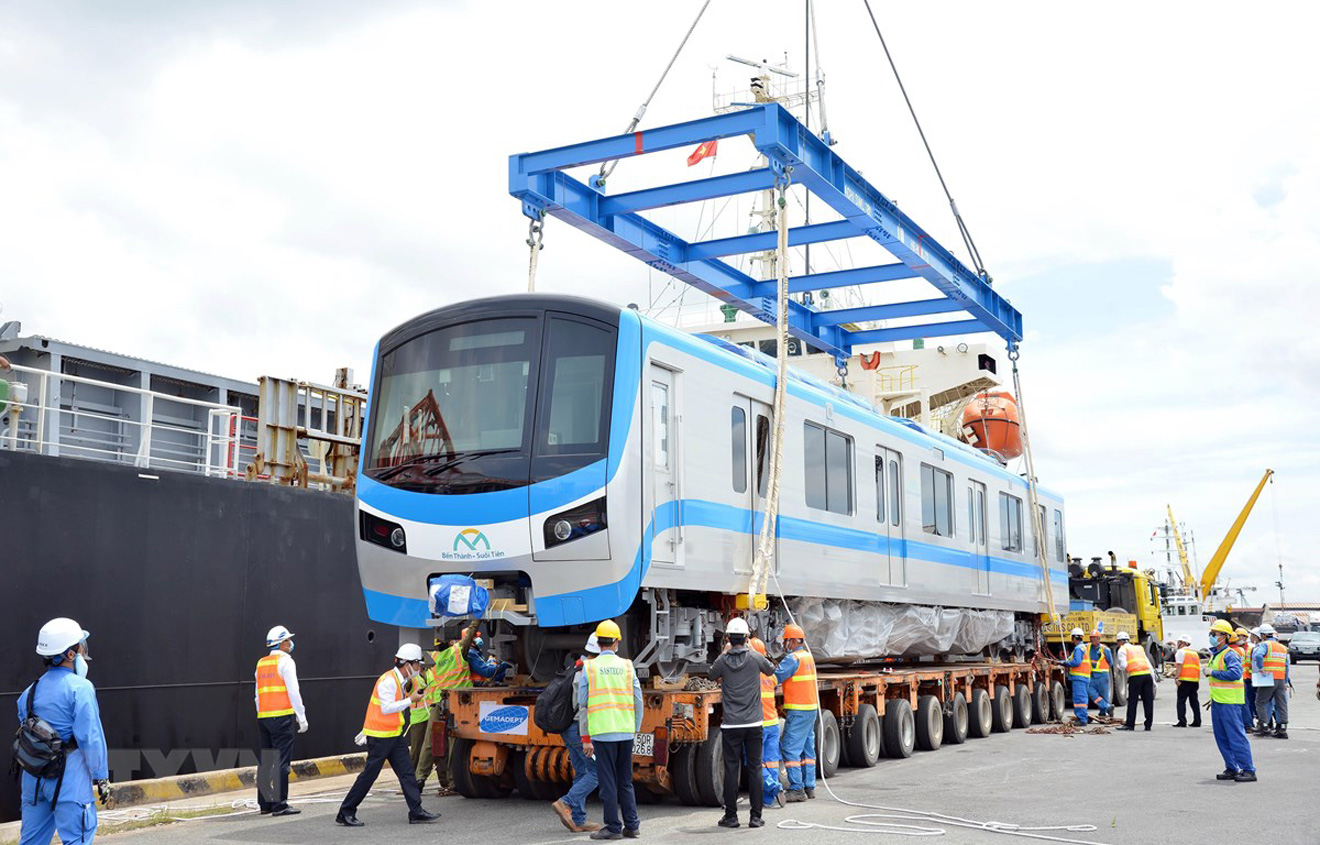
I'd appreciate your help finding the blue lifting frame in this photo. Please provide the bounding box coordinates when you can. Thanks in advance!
[508,103,1021,361]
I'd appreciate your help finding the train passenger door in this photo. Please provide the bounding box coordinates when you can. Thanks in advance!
[877,446,904,585]
[647,365,680,567]
[970,480,990,594]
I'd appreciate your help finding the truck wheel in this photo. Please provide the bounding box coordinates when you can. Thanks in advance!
[1048,681,1065,721]
[990,685,1012,733]
[845,704,882,767]
[669,744,701,807]
[1030,683,1048,724]
[1111,669,1127,706]
[816,711,841,778]
[915,695,944,751]
[968,688,993,738]
[1012,685,1032,729]
[451,738,479,799]
[882,699,915,758]
[943,692,969,744]
[693,728,725,807]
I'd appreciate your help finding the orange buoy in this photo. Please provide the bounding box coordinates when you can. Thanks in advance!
[959,391,1023,459]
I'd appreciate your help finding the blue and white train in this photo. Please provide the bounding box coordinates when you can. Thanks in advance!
[355,294,1068,677]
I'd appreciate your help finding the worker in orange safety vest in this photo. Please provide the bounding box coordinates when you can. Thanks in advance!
[1172,636,1202,728]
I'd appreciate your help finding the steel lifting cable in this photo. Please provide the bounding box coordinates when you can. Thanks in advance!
[749,171,793,604]
[596,0,714,185]
[859,0,986,278]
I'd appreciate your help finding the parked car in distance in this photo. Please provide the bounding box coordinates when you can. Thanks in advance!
[1287,630,1320,663]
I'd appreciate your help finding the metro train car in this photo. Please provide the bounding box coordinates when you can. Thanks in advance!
[354,294,1069,678]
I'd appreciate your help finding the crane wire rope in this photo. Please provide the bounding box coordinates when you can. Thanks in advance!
[859,0,986,278]
[596,0,715,185]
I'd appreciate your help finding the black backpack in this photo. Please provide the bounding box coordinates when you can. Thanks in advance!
[533,664,578,734]
[10,675,77,805]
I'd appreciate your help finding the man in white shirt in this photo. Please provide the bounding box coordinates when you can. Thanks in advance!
[254,625,307,816]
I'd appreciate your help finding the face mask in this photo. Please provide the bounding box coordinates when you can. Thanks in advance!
[1209,635,1220,648]
[74,653,89,679]
[288,640,295,654]
[473,638,484,651]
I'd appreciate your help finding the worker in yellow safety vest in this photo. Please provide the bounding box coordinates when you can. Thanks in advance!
[1114,631,1154,731]
[254,625,307,816]
[1206,619,1255,781]
[1172,636,1202,728]
[335,644,441,827]
[578,620,642,841]
[775,624,819,802]
[1058,627,1092,725]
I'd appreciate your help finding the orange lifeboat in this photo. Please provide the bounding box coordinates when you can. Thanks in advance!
[959,391,1023,459]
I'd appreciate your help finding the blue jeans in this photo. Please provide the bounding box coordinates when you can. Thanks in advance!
[594,740,638,834]
[780,710,817,791]
[561,723,598,825]
[1211,701,1254,773]
[1088,673,1110,714]
[1070,677,1090,724]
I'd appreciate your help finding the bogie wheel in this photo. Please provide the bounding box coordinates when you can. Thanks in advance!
[816,711,842,779]
[944,692,969,745]
[511,752,536,800]
[915,695,944,751]
[1030,682,1049,725]
[450,738,479,799]
[1012,685,1032,729]
[845,704,882,767]
[669,744,701,807]
[882,699,915,759]
[693,728,725,808]
[1048,681,1066,722]
[990,685,1013,733]
[967,688,993,738]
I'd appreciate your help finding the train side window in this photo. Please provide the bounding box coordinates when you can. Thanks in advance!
[889,458,901,527]
[1053,509,1066,562]
[920,464,953,537]
[804,422,852,515]
[732,407,747,494]
[999,493,1023,552]
[755,414,770,497]
[876,457,886,523]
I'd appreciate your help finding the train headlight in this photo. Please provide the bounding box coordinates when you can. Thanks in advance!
[390,527,407,549]
[361,510,407,555]
[544,497,607,548]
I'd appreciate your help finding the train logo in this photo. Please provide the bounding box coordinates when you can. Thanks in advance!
[444,528,504,562]
[478,702,529,736]
[453,528,491,552]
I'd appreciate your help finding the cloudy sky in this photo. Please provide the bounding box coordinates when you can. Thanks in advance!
[2,1,1316,603]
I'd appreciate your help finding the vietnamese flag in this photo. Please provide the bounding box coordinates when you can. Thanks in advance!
[687,139,718,166]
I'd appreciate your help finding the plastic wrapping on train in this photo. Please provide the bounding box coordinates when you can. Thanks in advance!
[791,597,1015,659]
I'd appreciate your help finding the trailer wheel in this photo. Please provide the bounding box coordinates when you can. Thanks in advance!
[816,711,841,778]
[1111,669,1127,707]
[693,729,725,808]
[669,744,701,807]
[1048,681,1066,721]
[451,738,479,799]
[944,692,969,744]
[990,685,1013,733]
[967,688,992,738]
[882,699,915,758]
[512,751,535,800]
[635,784,663,804]
[915,695,944,751]
[845,704,882,767]
[1012,685,1032,729]
[1030,682,1049,724]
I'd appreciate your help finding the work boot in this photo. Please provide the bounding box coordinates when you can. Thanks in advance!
[1234,771,1258,782]
[271,807,301,817]
[1115,725,1134,731]
[623,828,640,839]
[1173,722,1187,728]
[1215,770,1238,781]
[805,788,816,799]
[409,809,440,824]
[335,810,364,827]
[551,800,576,832]
[749,817,765,828]
[1273,725,1289,739]
[774,792,785,809]
[785,790,807,803]
[718,816,740,829]
[590,830,623,841]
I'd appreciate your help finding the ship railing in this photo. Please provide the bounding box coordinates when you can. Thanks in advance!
[1,362,242,477]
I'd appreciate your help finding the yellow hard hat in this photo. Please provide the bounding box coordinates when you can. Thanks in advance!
[595,619,622,640]
[1234,627,1249,638]
[1209,619,1234,635]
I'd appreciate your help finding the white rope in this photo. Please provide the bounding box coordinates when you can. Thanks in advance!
[527,215,545,292]
[1010,348,1061,629]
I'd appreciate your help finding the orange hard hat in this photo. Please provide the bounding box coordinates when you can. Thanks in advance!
[782,624,805,641]
[1089,629,1101,638]
[749,637,767,655]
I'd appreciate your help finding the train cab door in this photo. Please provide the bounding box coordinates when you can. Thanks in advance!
[646,365,681,567]
[970,480,990,594]
[749,400,776,576]
[877,446,905,585]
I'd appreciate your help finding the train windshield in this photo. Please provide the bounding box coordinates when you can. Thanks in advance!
[364,313,615,493]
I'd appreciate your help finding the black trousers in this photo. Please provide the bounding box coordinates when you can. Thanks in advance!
[1125,674,1155,729]
[1175,681,1201,726]
[339,731,424,815]
[721,727,763,820]
[257,715,296,812]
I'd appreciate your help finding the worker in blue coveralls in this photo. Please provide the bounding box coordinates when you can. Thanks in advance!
[1057,627,1091,724]
[1205,619,1255,782]
[775,625,817,803]
[1086,629,1114,717]
[749,637,783,809]
[17,618,109,845]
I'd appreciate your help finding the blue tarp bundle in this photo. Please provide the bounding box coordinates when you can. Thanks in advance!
[428,575,490,618]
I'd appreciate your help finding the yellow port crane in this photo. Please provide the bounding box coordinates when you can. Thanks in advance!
[1198,469,1275,601]
[1166,504,1198,599]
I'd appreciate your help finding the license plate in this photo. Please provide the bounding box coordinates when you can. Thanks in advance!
[633,732,654,757]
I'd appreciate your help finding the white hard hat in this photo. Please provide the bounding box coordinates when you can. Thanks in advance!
[395,643,423,662]
[1250,626,1262,636]
[266,625,294,648]
[1257,623,1275,636]
[37,618,88,657]
[584,633,601,655]
[727,618,751,637]
[1116,631,1131,641]
[1070,627,1084,637]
